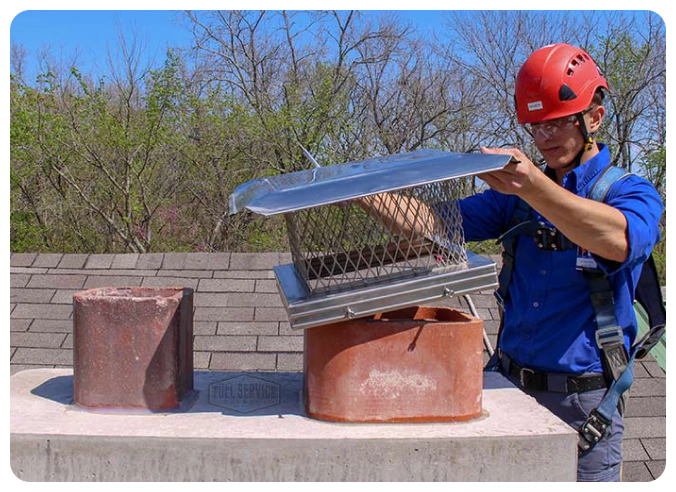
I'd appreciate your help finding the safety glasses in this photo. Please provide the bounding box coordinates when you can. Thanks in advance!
[524,107,592,139]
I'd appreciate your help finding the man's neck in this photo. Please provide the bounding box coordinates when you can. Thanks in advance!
[554,143,600,184]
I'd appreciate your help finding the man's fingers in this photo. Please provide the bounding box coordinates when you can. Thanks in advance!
[478,172,501,187]
[481,146,523,166]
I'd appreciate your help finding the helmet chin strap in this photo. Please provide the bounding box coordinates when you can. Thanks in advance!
[570,112,596,168]
[577,112,596,151]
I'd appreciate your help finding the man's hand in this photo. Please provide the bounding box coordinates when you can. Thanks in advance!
[477,146,542,198]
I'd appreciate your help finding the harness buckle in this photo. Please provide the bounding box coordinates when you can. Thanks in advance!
[578,409,611,452]
[519,367,536,388]
[534,224,561,251]
[595,326,624,350]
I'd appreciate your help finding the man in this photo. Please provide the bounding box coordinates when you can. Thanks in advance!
[460,43,663,481]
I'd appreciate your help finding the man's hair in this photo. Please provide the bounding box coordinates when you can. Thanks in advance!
[591,88,605,107]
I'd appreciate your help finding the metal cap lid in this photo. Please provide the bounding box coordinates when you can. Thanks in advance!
[229,149,511,216]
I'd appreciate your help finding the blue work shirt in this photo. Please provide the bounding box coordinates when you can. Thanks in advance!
[458,145,663,374]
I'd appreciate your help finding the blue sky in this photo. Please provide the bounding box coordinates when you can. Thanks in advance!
[7,6,671,85]
[10,10,198,78]
[9,8,452,80]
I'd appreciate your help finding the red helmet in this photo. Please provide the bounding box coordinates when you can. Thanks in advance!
[515,43,608,125]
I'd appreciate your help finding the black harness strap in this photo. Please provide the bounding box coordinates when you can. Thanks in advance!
[484,198,531,371]
[494,198,531,312]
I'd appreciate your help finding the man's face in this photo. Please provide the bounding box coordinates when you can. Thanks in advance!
[527,107,603,170]
[529,114,586,169]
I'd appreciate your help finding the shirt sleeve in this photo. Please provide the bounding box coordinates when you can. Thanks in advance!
[594,174,664,275]
[457,189,516,242]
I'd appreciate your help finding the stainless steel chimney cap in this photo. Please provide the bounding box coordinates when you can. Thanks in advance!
[228,149,510,330]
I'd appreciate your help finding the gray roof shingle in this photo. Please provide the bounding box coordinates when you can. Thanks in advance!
[9,252,666,481]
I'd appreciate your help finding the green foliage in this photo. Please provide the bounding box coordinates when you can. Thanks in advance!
[652,239,666,285]
[240,217,289,252]
[9,9,666,286]
[10,211,48,252]
[467,241,501,257]
[641,146,667,199]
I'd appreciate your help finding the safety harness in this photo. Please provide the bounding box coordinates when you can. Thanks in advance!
[490,164,666,453]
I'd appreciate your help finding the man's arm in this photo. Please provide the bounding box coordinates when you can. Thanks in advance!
[478,147,629,262]
[355,193,436,240]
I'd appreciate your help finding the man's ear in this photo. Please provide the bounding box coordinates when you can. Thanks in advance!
[588,105,605,132]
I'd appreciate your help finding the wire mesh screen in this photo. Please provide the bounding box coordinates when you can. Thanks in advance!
[285,180,467,297]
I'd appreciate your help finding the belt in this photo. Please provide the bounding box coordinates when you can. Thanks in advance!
[500,353,607,393]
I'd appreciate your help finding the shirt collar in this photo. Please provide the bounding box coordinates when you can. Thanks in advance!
[546,144,610,194]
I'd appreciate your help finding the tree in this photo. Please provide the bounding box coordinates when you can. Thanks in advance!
[583,12,667,175]
[10,10,666,269]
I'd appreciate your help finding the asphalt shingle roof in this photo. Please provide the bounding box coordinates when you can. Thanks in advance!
[9,252,666,481]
